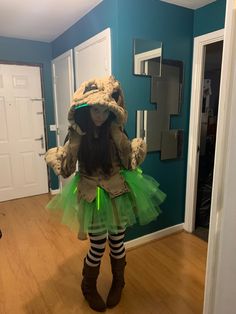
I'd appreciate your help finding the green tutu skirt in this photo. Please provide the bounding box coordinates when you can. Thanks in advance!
[47,168,166,235]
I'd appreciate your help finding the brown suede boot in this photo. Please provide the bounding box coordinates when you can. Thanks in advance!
[106,255,126,308]
[81,259,106,312]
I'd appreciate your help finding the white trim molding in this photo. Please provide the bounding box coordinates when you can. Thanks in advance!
[50,188,60,195]
[184,29,224,233]
[125,224,184,250]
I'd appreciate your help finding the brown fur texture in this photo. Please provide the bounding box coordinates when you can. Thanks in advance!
[130,138,147,169]
[69,76,127,132]
[45,76,147,176]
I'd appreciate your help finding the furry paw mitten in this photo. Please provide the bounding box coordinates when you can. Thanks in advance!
[44,145,67,176]
[130,138,147,169]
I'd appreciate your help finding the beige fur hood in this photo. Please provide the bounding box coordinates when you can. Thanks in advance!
[68,76,127,135]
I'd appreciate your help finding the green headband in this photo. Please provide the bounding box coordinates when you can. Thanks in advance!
[74,103,89,110]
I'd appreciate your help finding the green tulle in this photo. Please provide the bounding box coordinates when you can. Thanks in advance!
[47,168,166,234]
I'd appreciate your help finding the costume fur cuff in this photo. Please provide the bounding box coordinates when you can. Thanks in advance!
[130,138,147,169]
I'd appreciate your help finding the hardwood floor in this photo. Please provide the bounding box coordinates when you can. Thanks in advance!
[0,194,207,314]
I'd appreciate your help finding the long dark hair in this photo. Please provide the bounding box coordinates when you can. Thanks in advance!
[74,106,115,175]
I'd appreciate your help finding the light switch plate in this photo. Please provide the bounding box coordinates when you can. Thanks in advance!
[50,124,57,131]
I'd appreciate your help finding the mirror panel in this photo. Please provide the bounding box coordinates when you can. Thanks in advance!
[151,59,183,114]
[134,38,162,77]
[160,129,184,160]
[135,58,184,159]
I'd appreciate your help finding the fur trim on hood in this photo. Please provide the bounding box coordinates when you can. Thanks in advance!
[68,76,127,134]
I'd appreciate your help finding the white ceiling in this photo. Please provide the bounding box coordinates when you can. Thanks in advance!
[0,0,216,43]
[0,0,103,43]
[160,0,216,10]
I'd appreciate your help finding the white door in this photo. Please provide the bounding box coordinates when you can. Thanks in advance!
[0,64,48,202]
[52,50,74,188]
[52,50,74,146]
[74,28,111,88]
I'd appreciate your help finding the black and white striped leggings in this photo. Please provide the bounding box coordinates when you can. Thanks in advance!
[85,228,126,267]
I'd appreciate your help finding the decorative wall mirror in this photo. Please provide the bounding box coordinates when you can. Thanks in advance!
[136,58,184,160]
[134,38,162,77]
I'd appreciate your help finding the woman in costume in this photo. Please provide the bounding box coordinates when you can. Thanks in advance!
[45,76,166,312]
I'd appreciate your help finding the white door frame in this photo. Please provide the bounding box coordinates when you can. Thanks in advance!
[184,29,224,233]
[51,49,74,192]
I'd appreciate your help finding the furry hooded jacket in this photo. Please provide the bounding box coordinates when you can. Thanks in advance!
[45,76,147,202]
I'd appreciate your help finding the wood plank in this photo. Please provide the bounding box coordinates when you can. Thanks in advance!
[0,194,207,314]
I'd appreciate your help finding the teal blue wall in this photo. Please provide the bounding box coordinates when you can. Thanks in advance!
[116,0,193,240]
[0,36,59,189]
[194,0,226,36]
[52,0,120,76]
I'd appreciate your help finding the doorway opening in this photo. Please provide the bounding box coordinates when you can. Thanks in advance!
[184,29,224,239]
[193,41,223,242]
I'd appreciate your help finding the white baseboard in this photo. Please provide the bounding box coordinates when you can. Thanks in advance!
[50,189,60,195]
[125,223,184,250]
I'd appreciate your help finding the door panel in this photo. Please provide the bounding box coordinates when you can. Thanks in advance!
[52,50,74,146]
[74,28,111,88]
[0,64,48,201]
[0,155,12,189]
[52,50,74,188]
[0,97,8,141]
